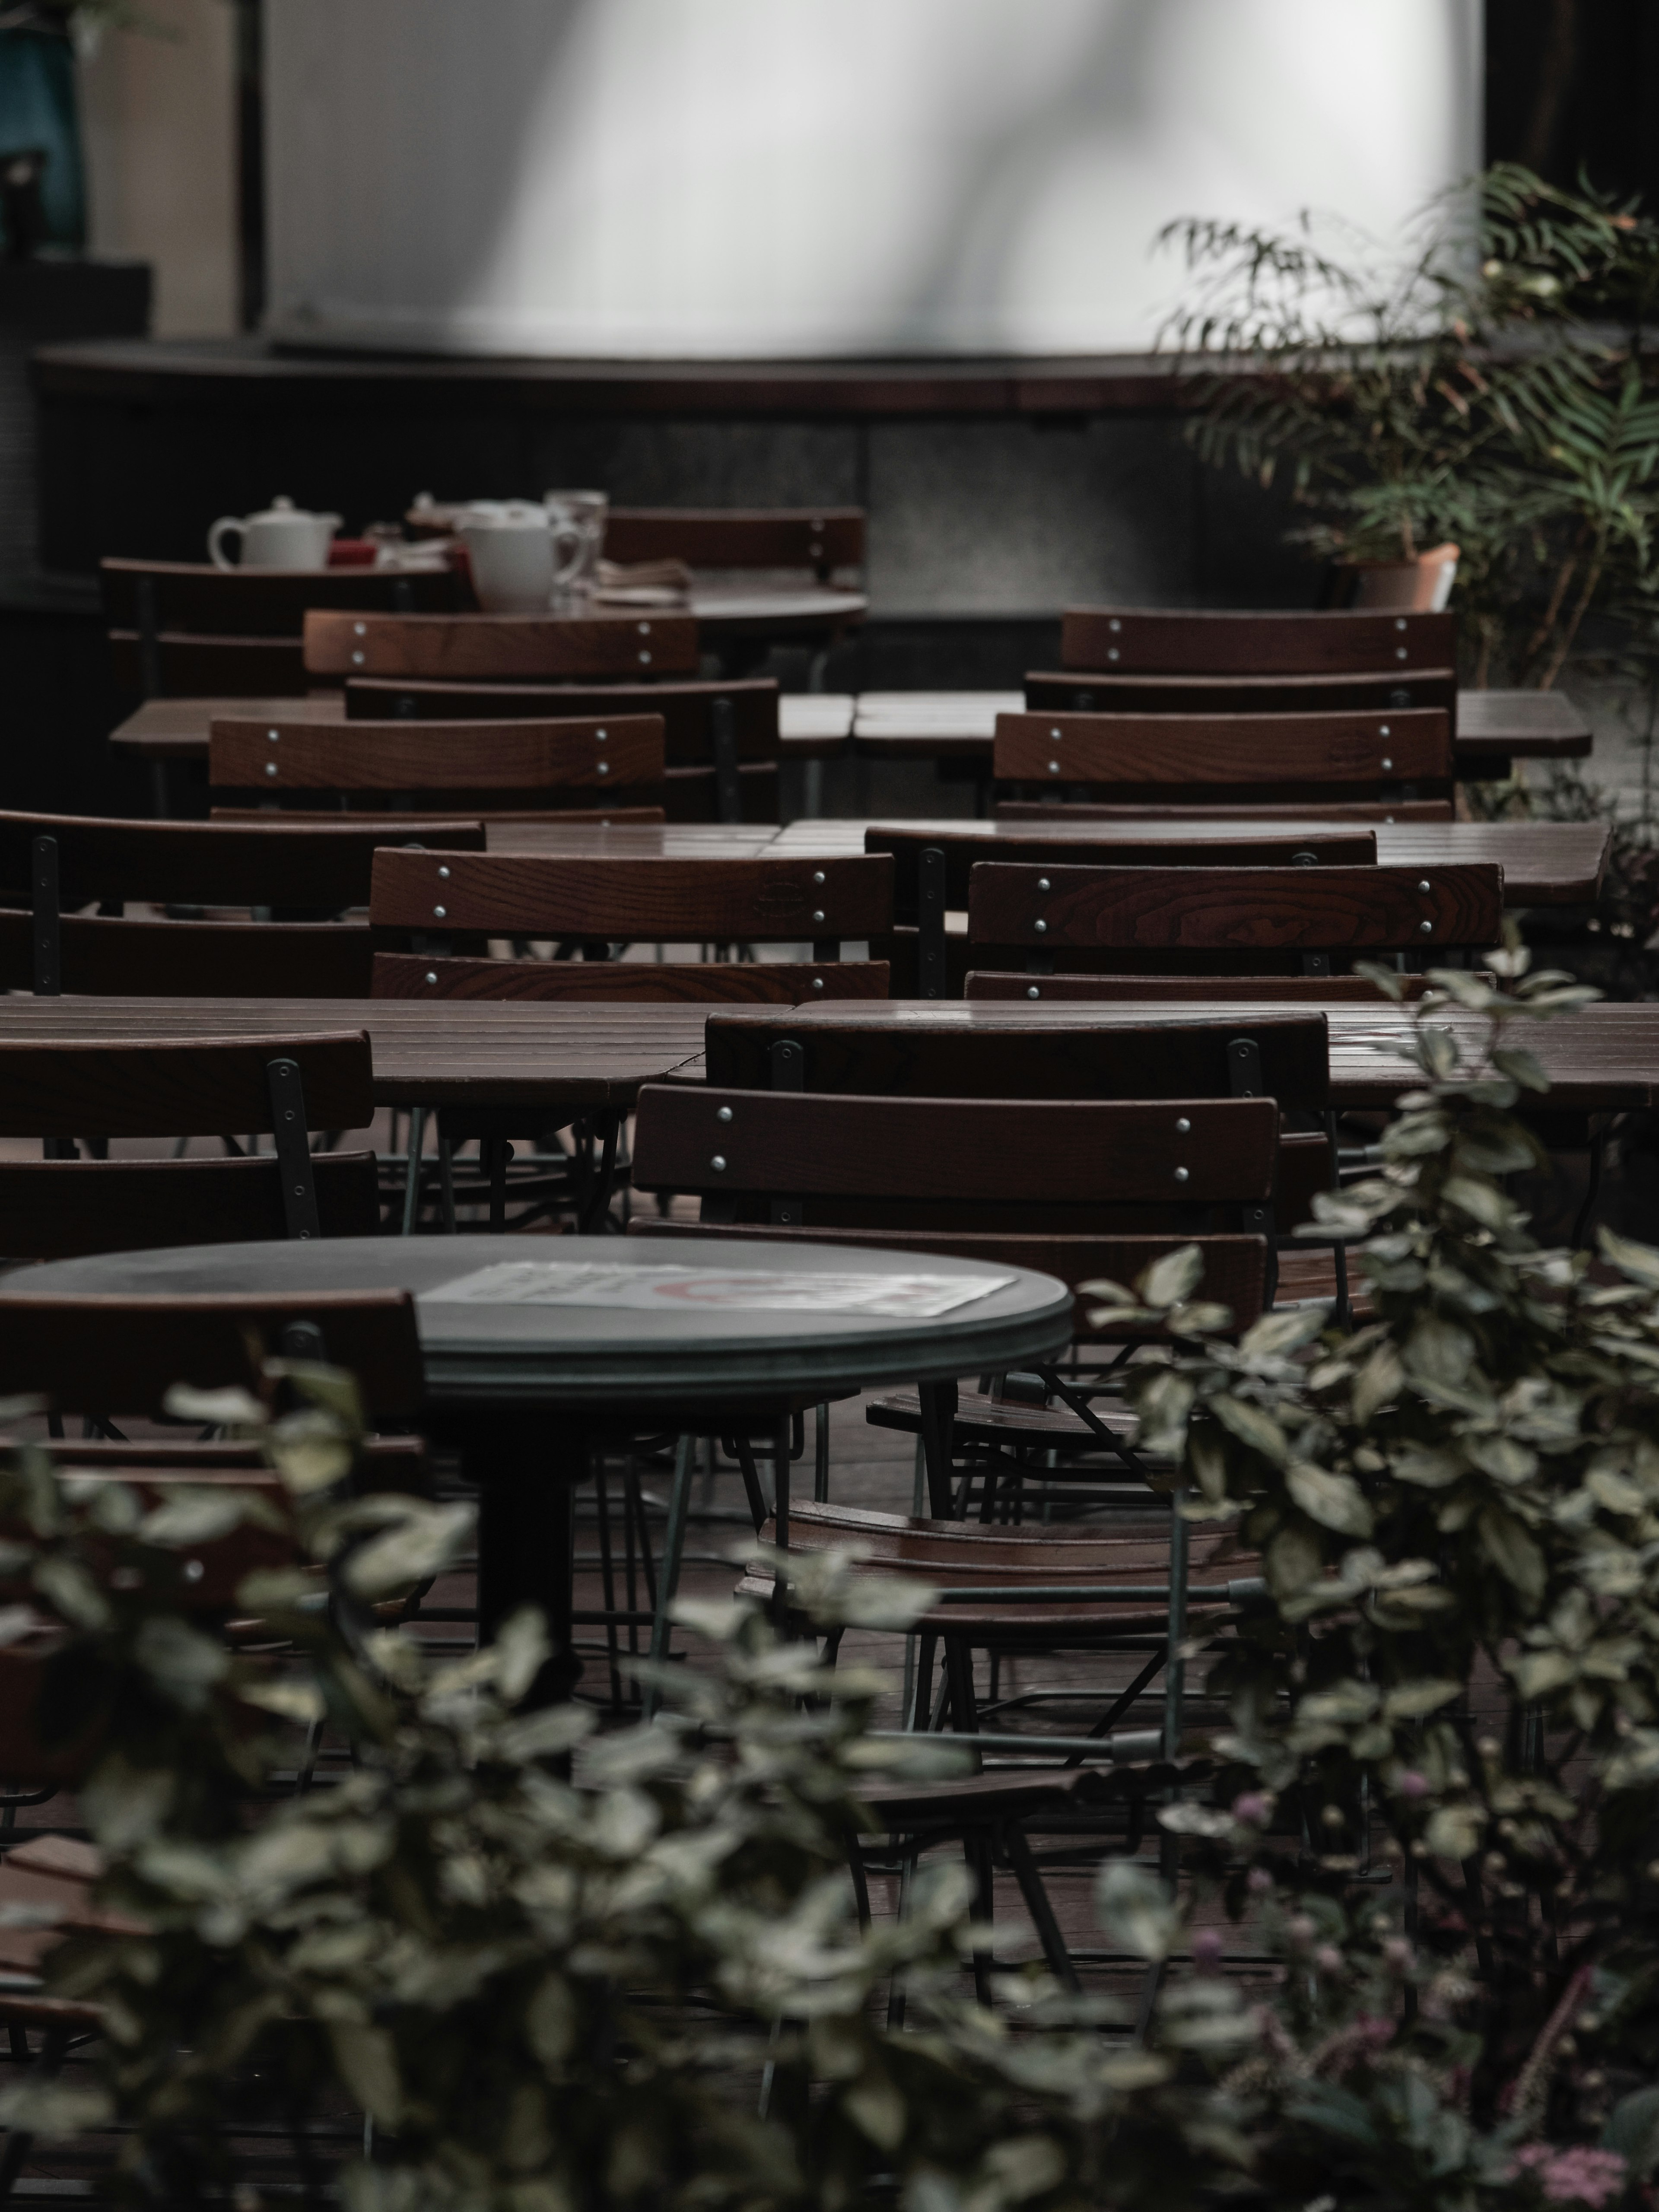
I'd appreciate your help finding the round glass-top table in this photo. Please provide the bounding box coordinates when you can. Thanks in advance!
[6,1236,1073,1697]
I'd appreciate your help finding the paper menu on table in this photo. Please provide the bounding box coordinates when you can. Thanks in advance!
[426,1261,1014,1319]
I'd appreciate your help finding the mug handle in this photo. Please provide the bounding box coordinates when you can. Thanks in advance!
[207,516,244,570]
[549,521,585,590]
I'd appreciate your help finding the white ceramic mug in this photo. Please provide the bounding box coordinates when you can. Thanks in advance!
[544,488,608,600]
[458,500,584,613]
[207,495,341,570]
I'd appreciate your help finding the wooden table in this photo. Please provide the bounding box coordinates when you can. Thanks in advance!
[846,687,1591,775]
[765,817,1611,908]
[693,999,1659,1115]
[0,1234,1069,1698]
[0,997,710,1111]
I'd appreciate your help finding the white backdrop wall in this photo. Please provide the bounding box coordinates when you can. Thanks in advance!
[264,0,1481,359]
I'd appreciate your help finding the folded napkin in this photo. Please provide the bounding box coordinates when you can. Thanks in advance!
[593,557,693,606]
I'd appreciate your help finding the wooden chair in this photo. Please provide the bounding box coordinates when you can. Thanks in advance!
[992,708,1453,809]
[0,809,483,920]
[370,852,894,1229]
[207,712,666,810]
[1059,606,1456,676]
[864,820,1379,997]
[604,507,864,579]
[966,861,1505,979]
[0,1032,379,1259]
[102,556,463,699]
[0,909,372,997]
[372,953,888,1004]
[0,1289,423,1421]
[303,610,699,685]
[344,674,781,824]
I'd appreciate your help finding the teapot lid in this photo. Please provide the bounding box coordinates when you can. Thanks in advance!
[248,495,341,525]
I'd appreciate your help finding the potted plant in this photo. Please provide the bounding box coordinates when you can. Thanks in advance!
[1160,165,1659,692]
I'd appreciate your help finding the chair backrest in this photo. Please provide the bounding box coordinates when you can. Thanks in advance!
[993,709,1452,801]
[0,810,484,911]
[1025,670,1458,722]
[0,1290,424,1420]
[0,910,373,997]
[967,862,1505,971]
[208,713,666,798]
[0,1155,381,1261]
[868,822,1378,918]
[369,851,893,947]
[997,798,1456,824]
[1060,607,1456,676]
[630,1086,1279,1231]
[371,953,890,1003]
[102,559,464,699]
[304,610,699,683]
[966,971,1449,1004]
[0,1032,374,1139]
[344,675,778,824]
[211,806,667,827]
[604,507,864,578]
[703,1007,1330,1109]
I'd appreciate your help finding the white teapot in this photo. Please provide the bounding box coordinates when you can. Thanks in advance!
[457,500,584,613]
[207,495,341,570]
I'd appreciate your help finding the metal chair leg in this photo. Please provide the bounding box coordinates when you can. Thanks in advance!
[643,1436,696,1721]
[1004,1825,1081,1992]
[400,1105,428,1236]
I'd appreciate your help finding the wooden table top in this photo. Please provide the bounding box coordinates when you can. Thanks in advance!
[0,1234,1069,1410]
[684,584,867,641]
[845,687,1590,763]
[0,997,710,1109]
[765,817,1611,906]
[696,999,1659,1114]
[485,823,779,858]
[107,690,854,762]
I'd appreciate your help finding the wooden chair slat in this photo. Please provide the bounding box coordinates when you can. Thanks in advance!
[101,558,463,636]
[0,1291,424,1419]
[993,708,1450,790]
[604,507,863,575]
[967,862,1504,955]
[0,910,372,998]
[0,1032,374,1138]
[209,714,665,794]
[369,851,894,941]
[630,1087,1278,1205]
[0,809,483,911]
[372,954,890,1003]
[345,676,780,764]
[1026,669,1459,720]
[966,970,1446,1003]
[1060,607,1456,676]
[997,798,1456,823]
[702,1007,1330,1107]
[305,611,699,683]
[0,1155,380,1261]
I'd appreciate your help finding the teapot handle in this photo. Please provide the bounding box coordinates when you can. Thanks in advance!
[207,516,244,570]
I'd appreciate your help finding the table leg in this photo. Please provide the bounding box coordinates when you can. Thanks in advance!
[468,1411,588,1704]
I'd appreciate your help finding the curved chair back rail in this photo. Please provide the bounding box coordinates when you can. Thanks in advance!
[0,910,372,998]
[603,507,864,575]
[209,714,665,794]
[1060,605,1456,676]
[0,1290,424,1420]
[0,1031,373,1139]
[0,809,483,912]
[345,675,780,764]
[702,1007,1330,1109]
[369,851,894,943]
[966,861,1504,954]
[0,1154,380,1260]
[1024,670,1459,724]
[304,610,699,683]
[631,1087,1278,1209]
[993,708,1450,792]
